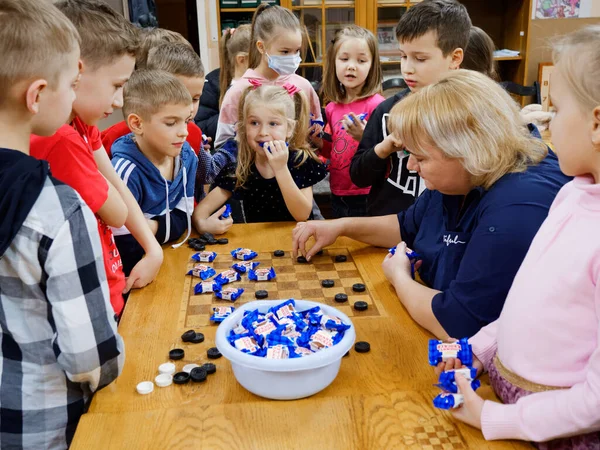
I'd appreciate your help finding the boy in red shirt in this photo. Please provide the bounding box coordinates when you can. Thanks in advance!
[31,0,163,316]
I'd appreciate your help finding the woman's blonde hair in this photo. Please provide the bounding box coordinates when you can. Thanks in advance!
[389,70,547,189]
[235,84,319,188]
[219,25,251,106]
[322,25,383,103]
[552,25,600,113]
[249,4,301,70]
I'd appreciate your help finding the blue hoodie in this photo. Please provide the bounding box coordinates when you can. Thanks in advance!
[110,134,198,274]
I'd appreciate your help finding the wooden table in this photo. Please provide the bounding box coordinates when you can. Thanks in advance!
[71,223,530,450]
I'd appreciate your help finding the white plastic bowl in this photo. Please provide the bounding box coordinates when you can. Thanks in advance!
[215,300,356,400]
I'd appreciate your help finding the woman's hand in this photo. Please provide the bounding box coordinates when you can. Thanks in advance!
[343,113,367,142]
[382,242,420,285]
[263,140,290,175]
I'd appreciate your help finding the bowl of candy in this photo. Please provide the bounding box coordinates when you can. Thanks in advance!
[215,299,355,400]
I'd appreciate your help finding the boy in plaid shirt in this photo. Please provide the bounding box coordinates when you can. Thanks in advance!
[0,1,124,448]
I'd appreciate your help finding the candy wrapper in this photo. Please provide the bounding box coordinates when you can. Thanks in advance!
[192,251,217,263]
[269,299,296,320]
[341,112,368,130]
[215,286,244,301]
[220,204,231,219]
[186,264,216,280]
[214,269,241,285]
[210,306,234,323]
[433,393,463,410]
[232,261,260,274]
[266,344,294,359]
[231,247,258,261]
[232,333,264,356]
[248,267,276,282]
[194,281,221,294]
[428,338,473,367]
[388,247,420,279]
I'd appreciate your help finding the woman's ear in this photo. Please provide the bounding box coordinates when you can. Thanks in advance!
[127,113,144,136]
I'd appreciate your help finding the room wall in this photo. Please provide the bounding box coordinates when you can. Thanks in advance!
[526,5,600,86]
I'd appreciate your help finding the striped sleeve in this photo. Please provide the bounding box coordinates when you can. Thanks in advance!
[112,157,141,201]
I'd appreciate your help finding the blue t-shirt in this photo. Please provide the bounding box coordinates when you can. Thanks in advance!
[397,150,570,338]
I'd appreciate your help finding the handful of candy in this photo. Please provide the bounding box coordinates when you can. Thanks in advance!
[341,112,368,130]
[388,246,420,279]
[231,247,258,261]
[227,299,351,359]
[429,338,478,410]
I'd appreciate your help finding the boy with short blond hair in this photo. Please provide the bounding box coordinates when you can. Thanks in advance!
[0,0,124,447]
[111,69,198,271]
[31,0,164,315]
[350,0,471,216]
[135,26,193,69]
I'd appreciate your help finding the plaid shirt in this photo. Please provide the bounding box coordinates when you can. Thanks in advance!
[0,176,125,449]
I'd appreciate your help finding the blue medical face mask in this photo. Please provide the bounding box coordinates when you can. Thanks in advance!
[266,52,302,76]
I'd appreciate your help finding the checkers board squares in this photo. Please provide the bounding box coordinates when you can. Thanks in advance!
[179,248,384,328]
[413,422,466,450]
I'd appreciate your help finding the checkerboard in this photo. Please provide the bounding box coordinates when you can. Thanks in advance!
[178,248,384,328]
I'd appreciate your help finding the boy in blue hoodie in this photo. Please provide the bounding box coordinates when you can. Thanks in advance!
[111,69,198,274]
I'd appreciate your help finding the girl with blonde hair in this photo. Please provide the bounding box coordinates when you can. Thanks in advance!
[436,25,600,449]
[194,83,326,226]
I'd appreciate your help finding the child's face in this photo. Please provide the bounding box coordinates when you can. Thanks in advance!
[398,30,462,92]
[549,66,598,179]
[244,104,291,154]
[335,37,372,94]
[176,75,205,117]
[140,103,193,158]
[32,48,81,136]
[73,54,136,125]
[259,28,302,59]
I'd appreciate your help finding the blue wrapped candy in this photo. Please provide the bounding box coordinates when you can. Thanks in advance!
[231,247,258,261]
[388,246,420,279]
[194,281,221,294]
[433,393,463,410]
[269,299,296,320]
[214,269,241,285]
[232,333,264,355]
[428,338,473,367]
[215,286,244,301]
[186,264,216,280]
[265,344,296,359]
[210,306,234,323]
[192,251,217,263]
[232,261,260,274]
[220,203,232,219]
[248,267,276,282]
[341,112,369,130]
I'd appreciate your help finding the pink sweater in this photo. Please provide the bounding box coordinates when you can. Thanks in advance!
[215,69,322,148]
[470,176,600,442]
[321,94,385,196]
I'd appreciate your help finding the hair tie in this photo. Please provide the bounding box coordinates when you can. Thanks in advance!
[282,83,301,96]
[229,28,236,35]
[248,78,262,89]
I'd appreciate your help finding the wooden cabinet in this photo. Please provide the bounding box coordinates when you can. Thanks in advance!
[215,0,532,85]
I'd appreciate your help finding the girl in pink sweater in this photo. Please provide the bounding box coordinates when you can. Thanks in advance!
[309,25,384,218]
[436,26,600,449]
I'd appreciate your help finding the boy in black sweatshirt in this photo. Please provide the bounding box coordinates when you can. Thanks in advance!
[350,0,471,216]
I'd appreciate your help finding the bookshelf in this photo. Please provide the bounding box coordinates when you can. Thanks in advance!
[215,0,533,85]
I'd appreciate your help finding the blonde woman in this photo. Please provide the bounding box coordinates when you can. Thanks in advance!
[292,69,570,339]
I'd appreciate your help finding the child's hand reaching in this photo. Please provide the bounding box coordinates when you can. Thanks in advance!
[263,140,289,174]
[374,133,404,159]
[433,338,484,378]
[199,205,233,235]
[342,113,367,142]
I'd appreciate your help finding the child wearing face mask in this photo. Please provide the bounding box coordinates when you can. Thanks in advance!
[214,4,323,148]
